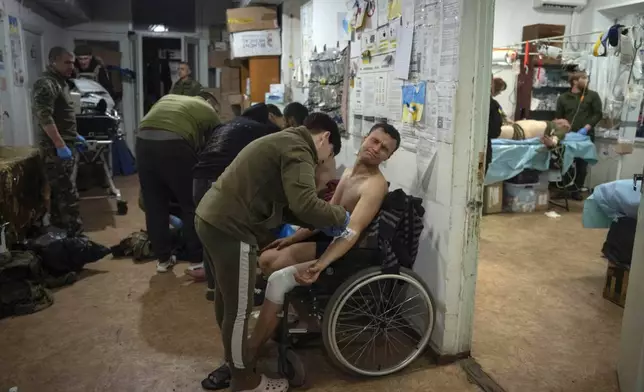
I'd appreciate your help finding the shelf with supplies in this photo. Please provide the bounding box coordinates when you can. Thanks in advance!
[514,23,579,121]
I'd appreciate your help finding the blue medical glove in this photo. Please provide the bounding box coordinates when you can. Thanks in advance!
[75,134,87,151]
[169,215,183,229]
[320,211,351,237]
[577,127,588,135]
[56,146,72,160]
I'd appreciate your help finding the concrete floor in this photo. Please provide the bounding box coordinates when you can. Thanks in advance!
[0,176,623,392]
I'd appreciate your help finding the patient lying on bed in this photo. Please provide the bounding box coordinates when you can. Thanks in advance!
[497,118,571,148]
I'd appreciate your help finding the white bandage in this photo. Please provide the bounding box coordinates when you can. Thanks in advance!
[265,266,299,305]
[335,227,357,241]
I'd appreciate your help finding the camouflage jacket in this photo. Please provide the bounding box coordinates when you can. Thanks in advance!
[169,77,202,96]
[32,66,78,144]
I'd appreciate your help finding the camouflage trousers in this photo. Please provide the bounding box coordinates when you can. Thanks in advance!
[41,144,83,235]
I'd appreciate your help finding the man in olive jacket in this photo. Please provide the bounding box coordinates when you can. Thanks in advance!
[555,71,603,200]
[169,62,202,96]
[195,112,350,392]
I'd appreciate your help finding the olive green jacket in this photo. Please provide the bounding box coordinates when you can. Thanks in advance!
[196,126,347,245]
[169,77,202,96]
[32,66,78,144]
[555,90,603,136]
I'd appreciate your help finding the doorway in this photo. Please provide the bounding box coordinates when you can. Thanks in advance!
[183,37,199,83]
[141,37,181,114]
[23,27,43,144]
[73,40,123,102]
[0,19,12,145]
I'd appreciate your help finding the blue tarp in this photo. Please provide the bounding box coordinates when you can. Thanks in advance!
[583,179,641,228]
[485,133,598,185]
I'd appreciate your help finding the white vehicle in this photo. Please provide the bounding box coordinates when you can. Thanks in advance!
[70,78,119,119]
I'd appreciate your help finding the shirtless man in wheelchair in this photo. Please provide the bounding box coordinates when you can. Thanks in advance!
[202,123,401,390]
[250,123,400,354]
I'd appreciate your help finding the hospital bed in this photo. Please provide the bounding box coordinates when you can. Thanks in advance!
[485,133,599,186]
[484,133,598,211]
[71,79,128,215]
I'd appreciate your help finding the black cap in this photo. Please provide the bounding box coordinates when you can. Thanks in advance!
[74,45,92,56]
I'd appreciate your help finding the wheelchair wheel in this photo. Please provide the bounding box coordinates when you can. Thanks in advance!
[322,266,435,377]
[278,348,306,387]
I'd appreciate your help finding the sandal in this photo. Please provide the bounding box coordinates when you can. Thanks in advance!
[241,374,289,392]
[201,363,231,390]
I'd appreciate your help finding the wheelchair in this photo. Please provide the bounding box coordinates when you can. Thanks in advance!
[274,248,436,386]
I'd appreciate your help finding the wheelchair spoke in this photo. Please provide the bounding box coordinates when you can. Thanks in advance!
[345,328,380,362]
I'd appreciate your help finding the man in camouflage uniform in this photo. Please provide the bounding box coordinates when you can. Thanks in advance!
[73,45,118,101]
[169,62,202,96]
[32,47,86,235]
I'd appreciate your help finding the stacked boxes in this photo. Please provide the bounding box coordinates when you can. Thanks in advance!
[226,7,281,59]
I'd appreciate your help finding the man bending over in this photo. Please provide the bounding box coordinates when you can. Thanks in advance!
[249,123,401,363]
[259,123,400,276]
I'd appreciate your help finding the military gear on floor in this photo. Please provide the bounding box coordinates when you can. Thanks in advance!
[0,251,54,319]
[111,230,153,261]
[32,66,78,144]
[111,229,186,262]
[26,229,111,275]
[170,77,202,96]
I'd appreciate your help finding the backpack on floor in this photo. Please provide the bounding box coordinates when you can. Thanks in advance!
[111,230,153,261]
[602,217,637,266]
[0,251,54,319]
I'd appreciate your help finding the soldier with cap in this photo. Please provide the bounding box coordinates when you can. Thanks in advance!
[32,46,87,235]
[73,45,117,101]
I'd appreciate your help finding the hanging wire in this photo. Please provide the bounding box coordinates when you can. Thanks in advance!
[494,24,639,52]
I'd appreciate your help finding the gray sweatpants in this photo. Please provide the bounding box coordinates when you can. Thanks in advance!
[195,216,257,371]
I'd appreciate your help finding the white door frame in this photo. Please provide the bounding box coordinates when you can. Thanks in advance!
[21,24,44,146]
[182,36,201,82]
[133,30,207,124]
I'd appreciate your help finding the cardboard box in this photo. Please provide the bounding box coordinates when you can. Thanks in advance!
[203,88,248,122]
[483,183,503,215]
[603,262,629,307]
[208,48,242,68]
[227,6,278,33]
[535,189,549,211]
[230,29,282,59]
[220,67,241,95]
[92,48,122,67]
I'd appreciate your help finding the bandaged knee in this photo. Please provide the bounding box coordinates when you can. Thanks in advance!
[265,266,299,305]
